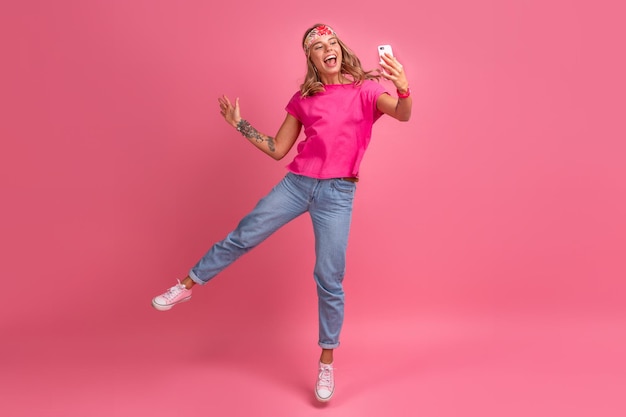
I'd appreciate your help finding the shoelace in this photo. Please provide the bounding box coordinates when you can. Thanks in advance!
[318,366,334,388]
[163,281,186,301]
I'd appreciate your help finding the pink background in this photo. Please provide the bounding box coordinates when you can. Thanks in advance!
[1,0,624,416]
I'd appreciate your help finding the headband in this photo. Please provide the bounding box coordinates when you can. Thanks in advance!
[303,25,337,54]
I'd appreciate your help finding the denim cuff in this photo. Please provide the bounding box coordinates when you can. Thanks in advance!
[188,269,206,286]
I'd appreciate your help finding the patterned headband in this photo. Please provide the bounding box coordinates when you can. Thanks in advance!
[303,25,337,54]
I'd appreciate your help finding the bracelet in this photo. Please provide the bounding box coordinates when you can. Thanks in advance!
[397,87,411,99]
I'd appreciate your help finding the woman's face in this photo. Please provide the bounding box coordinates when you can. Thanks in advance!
[308,35,343,83]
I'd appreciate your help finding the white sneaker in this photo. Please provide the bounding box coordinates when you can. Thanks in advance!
[152,280,192,311]
[315,362,335,402]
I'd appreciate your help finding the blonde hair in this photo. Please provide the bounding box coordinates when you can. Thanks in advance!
[300,24,381,98]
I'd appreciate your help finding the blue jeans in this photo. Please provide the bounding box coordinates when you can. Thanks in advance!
[189,172,357,349]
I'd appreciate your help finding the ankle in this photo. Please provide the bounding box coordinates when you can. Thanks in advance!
[181,277,195,289]
[320,349,333,365]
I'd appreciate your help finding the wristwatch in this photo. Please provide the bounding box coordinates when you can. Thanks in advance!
[397,87,411,99]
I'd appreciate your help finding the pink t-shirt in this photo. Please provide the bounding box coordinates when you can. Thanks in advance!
[285,80,387,179]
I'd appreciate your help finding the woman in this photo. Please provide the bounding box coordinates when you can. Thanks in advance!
[151,23,412,402]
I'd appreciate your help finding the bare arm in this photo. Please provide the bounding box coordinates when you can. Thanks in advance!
[376,53,412,122]
[218,95,302,160]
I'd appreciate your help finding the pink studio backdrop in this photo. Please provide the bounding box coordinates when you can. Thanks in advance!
[1,1,625,416]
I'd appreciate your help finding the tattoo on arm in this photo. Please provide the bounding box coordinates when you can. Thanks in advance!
[236,119,262,142]
[266,137,276,152]
[237,119,276,152]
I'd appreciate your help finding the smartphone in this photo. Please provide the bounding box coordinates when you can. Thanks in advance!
[378,44,394,61]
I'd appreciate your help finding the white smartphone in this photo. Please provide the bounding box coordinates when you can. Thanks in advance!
[378,44,394,60]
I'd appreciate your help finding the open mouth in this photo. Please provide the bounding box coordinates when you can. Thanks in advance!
[324,55,337,66]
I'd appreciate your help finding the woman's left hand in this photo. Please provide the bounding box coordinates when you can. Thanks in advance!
[379,53,409,93]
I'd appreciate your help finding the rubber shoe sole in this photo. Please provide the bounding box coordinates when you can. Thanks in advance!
[151,295,191,311]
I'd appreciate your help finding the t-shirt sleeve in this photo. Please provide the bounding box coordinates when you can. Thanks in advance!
[285,91,302,121]
[366,80,388,121]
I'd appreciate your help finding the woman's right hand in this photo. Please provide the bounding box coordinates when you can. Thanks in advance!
[218,95,241,128]
[379,53,409,94]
